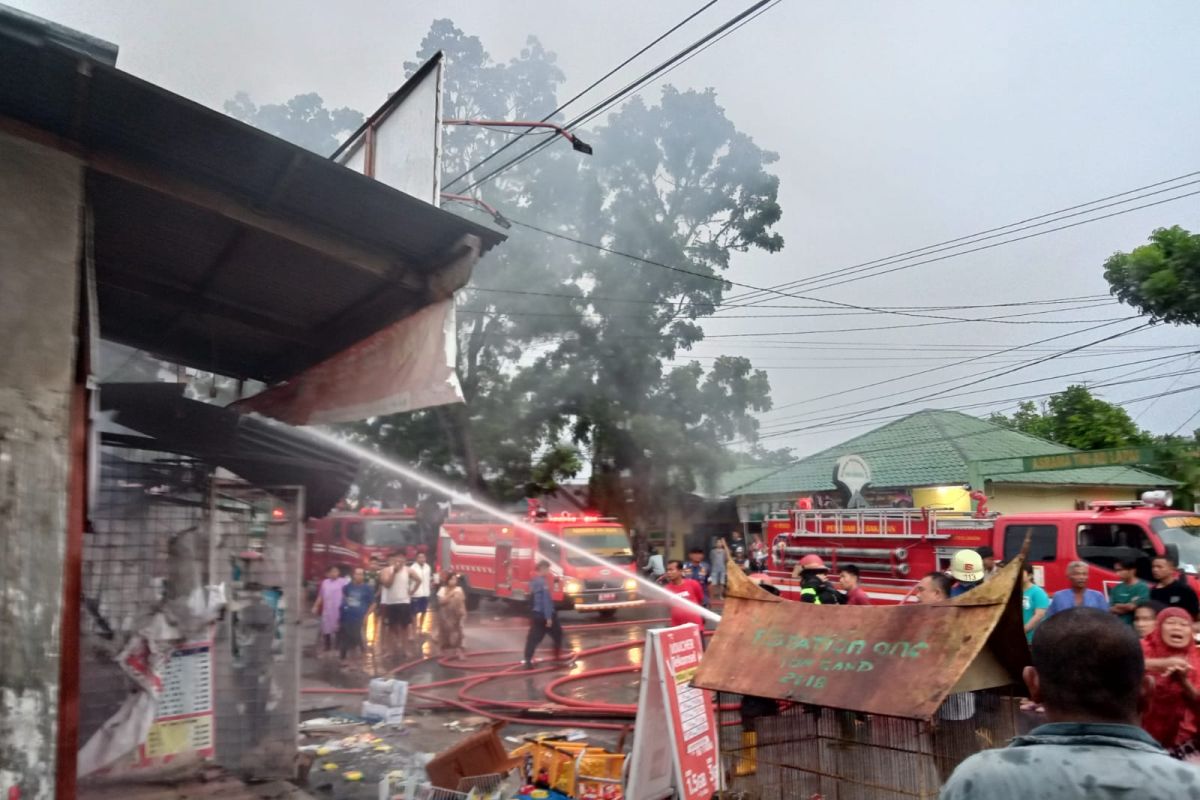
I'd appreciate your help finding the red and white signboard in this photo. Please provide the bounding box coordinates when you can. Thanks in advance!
[625,624,719,800]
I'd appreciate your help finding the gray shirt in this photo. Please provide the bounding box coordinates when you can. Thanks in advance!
[939,722,1200,800]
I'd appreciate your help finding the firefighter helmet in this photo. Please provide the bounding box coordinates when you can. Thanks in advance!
[949,549,983,583]
[798,554,828,572]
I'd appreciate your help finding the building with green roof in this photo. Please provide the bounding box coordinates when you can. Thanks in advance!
[726,409,1176,522]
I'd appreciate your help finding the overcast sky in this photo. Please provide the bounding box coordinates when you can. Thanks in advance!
[17,0,1200,457]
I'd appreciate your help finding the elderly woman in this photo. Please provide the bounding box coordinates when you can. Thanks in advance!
[436,572,467,659]
[1141,607,1200,751]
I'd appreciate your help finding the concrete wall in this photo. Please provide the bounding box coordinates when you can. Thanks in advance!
[0,133,82,800]
[986,483,1138,514]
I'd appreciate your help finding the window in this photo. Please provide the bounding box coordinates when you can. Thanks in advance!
[346,521,364,544]
[1002,524,1057,562]
[1076,522,1155,577]
[333,520,343,540]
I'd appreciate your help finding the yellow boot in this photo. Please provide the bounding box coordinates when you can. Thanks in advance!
[735,730,757,777]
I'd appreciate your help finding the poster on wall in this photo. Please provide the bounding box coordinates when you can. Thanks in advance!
[136,632,216,767]
[625,624,719,800]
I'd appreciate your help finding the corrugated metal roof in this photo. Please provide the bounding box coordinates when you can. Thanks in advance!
[732,409,1175,496]
[0,18,506,382]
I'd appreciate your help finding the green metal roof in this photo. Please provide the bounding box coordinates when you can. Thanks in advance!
[730,409,1176,497]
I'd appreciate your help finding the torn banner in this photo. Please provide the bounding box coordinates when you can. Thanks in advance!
[234,298,464,425]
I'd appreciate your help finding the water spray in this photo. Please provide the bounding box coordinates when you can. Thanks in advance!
[279,420,723,624]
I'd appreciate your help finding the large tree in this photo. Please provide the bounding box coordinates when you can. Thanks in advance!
[1104,225,1200,325]
[224,92,363,156]
[227,21,784,535]
[988,385,1150,450]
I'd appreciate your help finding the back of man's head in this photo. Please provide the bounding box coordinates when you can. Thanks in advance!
[1030,608,1144,723]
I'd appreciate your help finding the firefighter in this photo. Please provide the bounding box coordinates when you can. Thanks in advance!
[949,549,985,597]
[792,554,843,604]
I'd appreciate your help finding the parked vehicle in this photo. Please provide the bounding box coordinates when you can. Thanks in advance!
[762,492,1200,602]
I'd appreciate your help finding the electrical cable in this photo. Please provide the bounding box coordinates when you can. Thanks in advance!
[724,171,1200,305]
[733,320,1155,443]
[455,0,780,195]
[444,0,723,190]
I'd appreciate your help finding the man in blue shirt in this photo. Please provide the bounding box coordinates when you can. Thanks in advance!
[523,560,570,669]
[940,608,1199,798]
[1045,560,1108,617]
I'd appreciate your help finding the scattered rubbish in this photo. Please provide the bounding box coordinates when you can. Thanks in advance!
[322,763,339,771]
[425,721,522,790]
[301,715,363,732]
[510,738,625,799]
[343,770,364,782]
[363,678,408,725]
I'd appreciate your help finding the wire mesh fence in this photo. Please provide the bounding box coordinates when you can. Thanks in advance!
[78,443,305,783]
[716,689,1020,799]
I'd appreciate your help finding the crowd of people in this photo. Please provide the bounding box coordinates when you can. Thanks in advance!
[310,550,468,670]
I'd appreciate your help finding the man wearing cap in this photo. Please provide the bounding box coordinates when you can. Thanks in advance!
[791,554,843,605]
[948,550,985,597]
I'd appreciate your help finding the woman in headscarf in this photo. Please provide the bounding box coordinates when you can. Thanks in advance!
[1141,606,1200,750]
[436,572,467,659]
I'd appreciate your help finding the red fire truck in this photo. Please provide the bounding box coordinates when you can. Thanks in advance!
[762,492,1200,603]
[304,506,427,587]
[436,507,644,616]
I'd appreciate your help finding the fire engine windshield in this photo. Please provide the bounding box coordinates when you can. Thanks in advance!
[361,519,420,549]
[1152,515,1200,572]
[562,527,634,566]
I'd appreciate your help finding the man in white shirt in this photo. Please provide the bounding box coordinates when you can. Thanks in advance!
[378,552,419,660]
[411,551,433,631]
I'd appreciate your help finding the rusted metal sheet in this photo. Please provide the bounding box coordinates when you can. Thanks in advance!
[692,559,1030,720]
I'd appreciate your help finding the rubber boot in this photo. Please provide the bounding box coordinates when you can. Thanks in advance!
[735,730,757,776]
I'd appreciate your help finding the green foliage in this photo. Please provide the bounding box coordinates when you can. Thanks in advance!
[1104,225,1200,326]
[231,20,783,523]
[224,91,363,155]
[988,386,1150,450]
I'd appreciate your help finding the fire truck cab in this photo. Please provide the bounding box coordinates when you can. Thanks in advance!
[304,506,425,587]
[437,508,644,616]
[764,492,1200,603]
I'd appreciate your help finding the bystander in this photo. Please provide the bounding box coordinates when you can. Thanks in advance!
[1045,561,1108,617]
[1150,555,1200,619]
[940,608,1200,798]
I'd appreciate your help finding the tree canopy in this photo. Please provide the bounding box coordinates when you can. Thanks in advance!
[227,20,784,534]
[1104,225,1200,326]
[224,91,363,156]
[988,385,1150,450]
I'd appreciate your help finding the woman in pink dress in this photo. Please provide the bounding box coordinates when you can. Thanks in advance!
[312,565,349,656]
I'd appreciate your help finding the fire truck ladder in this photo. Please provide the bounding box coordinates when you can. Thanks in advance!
[787,508,993,539]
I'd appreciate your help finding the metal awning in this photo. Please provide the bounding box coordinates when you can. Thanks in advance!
[692,560,1030,720]
[0,20,505,382]
[100,383,359,518]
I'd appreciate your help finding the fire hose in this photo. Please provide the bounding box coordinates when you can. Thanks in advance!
[300,618,733,731]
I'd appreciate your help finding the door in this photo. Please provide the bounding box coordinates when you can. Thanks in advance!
[495,542,513,597]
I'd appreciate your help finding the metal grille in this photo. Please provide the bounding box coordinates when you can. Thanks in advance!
[80,447,212,751]
[78,444,304,783]
[717,690,1019,799]
[208,478,305,779]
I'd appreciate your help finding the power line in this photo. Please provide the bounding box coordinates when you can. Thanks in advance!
[456,0,781,194]
[724,170,1200,305]
[467,284,1109,311]
[720,382,1200,495]
[745,322,1155,442]
[752,354,1200,433]
[456,299,1115,322]
[474,182,1200,325]
[444,0,723,190]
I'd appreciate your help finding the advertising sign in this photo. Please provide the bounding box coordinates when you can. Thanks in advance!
[625,624,719,800]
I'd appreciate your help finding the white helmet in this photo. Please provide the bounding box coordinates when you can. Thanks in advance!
[949,549,983,583]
